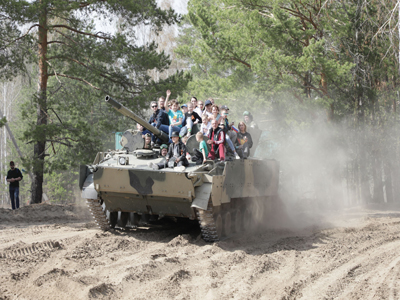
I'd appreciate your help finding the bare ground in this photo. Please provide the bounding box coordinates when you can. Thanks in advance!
[1,202,400,300]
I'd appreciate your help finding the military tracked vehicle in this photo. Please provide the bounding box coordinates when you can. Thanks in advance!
[79,96,281,241]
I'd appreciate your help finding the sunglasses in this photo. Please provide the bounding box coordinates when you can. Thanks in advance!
[151,105,157,108]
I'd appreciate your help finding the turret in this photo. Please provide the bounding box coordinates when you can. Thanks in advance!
[105,96,169,144]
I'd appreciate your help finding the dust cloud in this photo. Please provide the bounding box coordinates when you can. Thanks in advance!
[250,103,385,232]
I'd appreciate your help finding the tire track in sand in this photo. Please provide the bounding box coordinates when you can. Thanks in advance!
[296,226,400,299]
[0,240,62,258]
[0,225,58,244]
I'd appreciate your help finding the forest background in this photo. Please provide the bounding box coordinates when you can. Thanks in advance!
[1,0,400,208]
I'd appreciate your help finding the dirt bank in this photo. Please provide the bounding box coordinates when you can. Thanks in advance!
[1,203,400,299]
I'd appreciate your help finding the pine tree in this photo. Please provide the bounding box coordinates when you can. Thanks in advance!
[176,0,354,116]
[0,0,190,204]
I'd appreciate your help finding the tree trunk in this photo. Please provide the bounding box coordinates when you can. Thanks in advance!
[1,84,7,206]
[372,155,384,203]
[383,159,394,203]
[352,158,360,205]
[393,140,400,202]
[321,72,334,121]
[0,107,33,181]
[358,139,371,204]
[31,3,48,204]
[304,72,311,98]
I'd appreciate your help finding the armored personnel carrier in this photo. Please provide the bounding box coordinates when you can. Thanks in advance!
[79,96,281,241]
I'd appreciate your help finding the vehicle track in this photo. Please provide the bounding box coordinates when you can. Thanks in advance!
[86,198,110,230]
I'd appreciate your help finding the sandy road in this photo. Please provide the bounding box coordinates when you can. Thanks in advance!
[1,203,400,299]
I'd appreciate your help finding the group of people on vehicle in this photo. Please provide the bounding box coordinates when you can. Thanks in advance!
[142,90,258,170]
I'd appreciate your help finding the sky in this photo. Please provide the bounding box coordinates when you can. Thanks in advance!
[94,0,188,35]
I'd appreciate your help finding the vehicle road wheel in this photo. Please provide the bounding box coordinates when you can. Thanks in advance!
[130,213,141,226]
[119,212,129,228]
[109,211,118,228]
[234,210,242,233]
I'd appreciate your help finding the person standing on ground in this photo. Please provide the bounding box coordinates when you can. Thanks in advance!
[6,161,23,210]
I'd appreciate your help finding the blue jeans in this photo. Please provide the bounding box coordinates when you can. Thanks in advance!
[169,125,181,138]
[225,134,236,153]
[142,129,152,136]
[9,186,20,209]
[179,118,194,137]
[151,123,169,143]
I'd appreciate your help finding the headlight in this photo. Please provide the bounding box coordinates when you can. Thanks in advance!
[118,156,128,165]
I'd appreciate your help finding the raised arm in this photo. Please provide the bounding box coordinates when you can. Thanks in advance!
[164,90,171,113]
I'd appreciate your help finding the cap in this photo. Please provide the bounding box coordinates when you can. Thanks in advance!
[220,105,229,110]
[181,104,188,108]
[160,144,168,150]
[171,131,180,138]
[243,111,250,116]
[205,99,212,106]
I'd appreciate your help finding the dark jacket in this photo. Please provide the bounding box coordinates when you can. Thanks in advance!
[219,117,231,133]
[208,127,225,146]
[182,111,202,127]
[149,109,169,128]
[166,141,187,162]
[7,168,23,188]
[235,131,253,149]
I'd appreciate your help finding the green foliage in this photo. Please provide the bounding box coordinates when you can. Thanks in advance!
[176,0,400,205]
[44,170,79,203]
[0,0,191,203]
[0,116,6,128]
[176,0,359,115]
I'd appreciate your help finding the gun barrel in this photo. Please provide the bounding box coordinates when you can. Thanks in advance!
[105,96,169,143]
